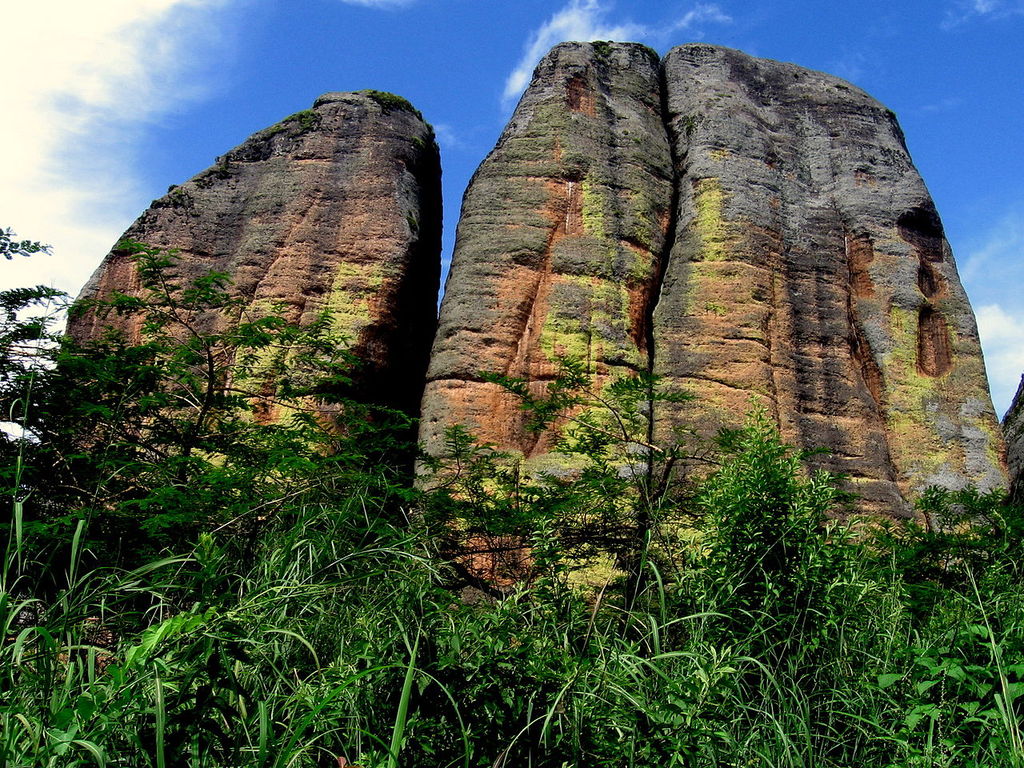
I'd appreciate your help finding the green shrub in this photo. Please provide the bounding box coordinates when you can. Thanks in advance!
[359,90,423,120]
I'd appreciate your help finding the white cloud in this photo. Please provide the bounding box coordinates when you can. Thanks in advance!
[918,97,962,114]
[960,207,1024,287]
[943,0,1024,27]
[959,206,1024,416]
[975,304,1024,417]
[670,4,732,31]
[0,1,242,300]
[432,123,461,150]
[977,304,1024,344]
[502,1,730,106]
[827,53,868,84]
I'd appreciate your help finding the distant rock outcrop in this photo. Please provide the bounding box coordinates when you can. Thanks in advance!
[70,91,441,417]
[1004,377,1024,501]
[421,42,1006,514]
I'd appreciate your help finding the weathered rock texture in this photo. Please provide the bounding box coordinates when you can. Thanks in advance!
[70,91,441,417]
[421,42,1006,514]
[422,42,673,467]
[1004,376,1024,501]
[655,44,1004,513]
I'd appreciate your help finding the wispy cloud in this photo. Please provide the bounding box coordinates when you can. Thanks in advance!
[918,97,963,114]
[431,123,462,150]
[943,0,1024,28]
[827,52,869,84]
[0,1,242,298]
[976,304,1024,417]
[502,1,730,106]
[961,207,1024,287]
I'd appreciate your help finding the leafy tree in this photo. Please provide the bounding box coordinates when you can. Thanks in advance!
[0,227,50,260]
[695,411,857,663]
[0,285,66,392]
[2,241,413,572]
[876,484,1024,616]
[423,358,699,605]
[0,226,61,392]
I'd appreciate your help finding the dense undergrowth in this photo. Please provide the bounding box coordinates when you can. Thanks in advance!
[1,243,1022,767]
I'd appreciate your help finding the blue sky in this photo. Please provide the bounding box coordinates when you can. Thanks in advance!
[2,0,1022,414]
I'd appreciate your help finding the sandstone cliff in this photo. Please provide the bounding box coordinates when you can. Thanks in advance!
[70,91,441,417]
[421,42,673,464]
[421,42,1005,513]
[1004,377,1024,501]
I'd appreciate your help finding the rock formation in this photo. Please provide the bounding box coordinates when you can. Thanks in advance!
[70,91,441,418]
[66,46,1006,515]
[655,44,1004,512]
[1004,377,1024,501]
[421,42,1005,514]
[421,42,672,467]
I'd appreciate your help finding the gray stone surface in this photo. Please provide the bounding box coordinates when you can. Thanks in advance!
[1004,376,1024,501]
[70,91,441,417]
[422,42,1006,515]
[653,44,1005,514]
[421,42,673,462]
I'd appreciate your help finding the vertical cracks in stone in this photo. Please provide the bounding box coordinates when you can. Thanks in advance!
[845,231,885,407]
[565,74,597,116]
[842,223,901,488]
[917,261,944,298]
[897,204,954,379]
[640,62,683,450]
[644,66,681,382]
[762,242,782,425]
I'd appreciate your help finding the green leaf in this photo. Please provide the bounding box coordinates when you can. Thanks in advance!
[877,673,903,689]
[905,703,941,729]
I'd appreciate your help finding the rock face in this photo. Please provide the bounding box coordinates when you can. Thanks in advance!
[1004,377,1024,501]
[422,42,673,465]
[421,42,1006,514]
[66,49,1005,514]
[70,91,441,417]
[655,44,1004,512]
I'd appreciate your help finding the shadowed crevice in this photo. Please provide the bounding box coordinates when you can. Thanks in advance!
[917,304,953,377]
[644,63,683,381]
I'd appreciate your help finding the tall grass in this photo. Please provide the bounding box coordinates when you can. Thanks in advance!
[2,487,1022,766]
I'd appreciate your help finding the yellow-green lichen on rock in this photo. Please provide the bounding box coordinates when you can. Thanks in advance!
[883,304,961,486]
[654,44,1008,513]
[692,177,734,262]
[325,259,386,342]
[537,275,646,372]
[71,89,441,424]
[580,177,607,239]
[538,302,592,365]
[423,41,671,467]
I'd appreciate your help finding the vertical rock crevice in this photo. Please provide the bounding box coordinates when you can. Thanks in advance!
[644,63,684,381]
[1004,376,1024,501]
[844,230,886,408]
[917,305,954,377]
[647,43,1004,511]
